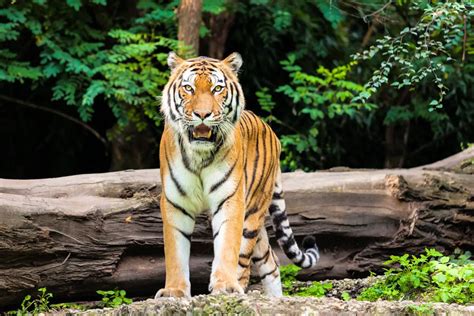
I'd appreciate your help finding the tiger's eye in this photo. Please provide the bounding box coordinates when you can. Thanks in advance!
[213,85,223,93]
[184,85,194,93]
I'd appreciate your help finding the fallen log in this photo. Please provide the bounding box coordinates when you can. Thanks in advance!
[0,148,473,308]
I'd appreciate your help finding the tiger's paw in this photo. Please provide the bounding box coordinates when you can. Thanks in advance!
[209,280,244,295]
[154,287,189,299]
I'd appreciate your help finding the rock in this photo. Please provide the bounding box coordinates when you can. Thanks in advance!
[53,292,473,316]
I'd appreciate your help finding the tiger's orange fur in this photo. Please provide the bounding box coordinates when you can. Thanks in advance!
[156,52,319,298]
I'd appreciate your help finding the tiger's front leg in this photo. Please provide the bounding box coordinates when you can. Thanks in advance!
[209,181,245,294]
[155,195,195,298]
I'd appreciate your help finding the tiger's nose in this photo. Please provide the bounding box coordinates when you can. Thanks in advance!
[193,110,212,119]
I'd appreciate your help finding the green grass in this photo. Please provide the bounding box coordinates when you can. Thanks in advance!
[357,248,474,304]
[7,287,133,314]
[96,289,133,308]
[6,288,53,315]
[280,264,332,297]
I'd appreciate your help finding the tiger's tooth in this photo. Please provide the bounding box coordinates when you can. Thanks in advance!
[193,130,198,138]
[206,130,212,139]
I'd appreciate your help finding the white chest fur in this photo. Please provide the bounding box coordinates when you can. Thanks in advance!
[163,154,238,217]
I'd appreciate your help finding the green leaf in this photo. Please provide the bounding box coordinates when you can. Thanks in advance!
[314,0,344,29]
[66,0,82,11]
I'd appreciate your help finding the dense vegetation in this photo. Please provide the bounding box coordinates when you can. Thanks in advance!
[9,248,471,314]
[0,0,472,178]
[280,248,473,304]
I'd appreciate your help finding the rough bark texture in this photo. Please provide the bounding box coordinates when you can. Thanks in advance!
[0,148,472,308]
[206,1,236,59]
[178,0,202,56]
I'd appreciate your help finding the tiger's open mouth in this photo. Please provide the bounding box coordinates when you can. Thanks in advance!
[188,124,216,143]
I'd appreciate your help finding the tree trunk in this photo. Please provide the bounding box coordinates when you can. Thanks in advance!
[384,121,410,168]
[0,148,472,308]
[178,0,203,56]
[206,0,236,59]
[108,122,158,171]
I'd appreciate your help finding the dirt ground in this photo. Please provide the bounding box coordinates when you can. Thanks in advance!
[53,291,474,316]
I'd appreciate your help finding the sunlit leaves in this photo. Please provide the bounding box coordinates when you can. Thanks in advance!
[353,1,472,110]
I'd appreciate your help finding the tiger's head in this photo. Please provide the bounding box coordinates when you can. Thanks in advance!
[161,52,245,152]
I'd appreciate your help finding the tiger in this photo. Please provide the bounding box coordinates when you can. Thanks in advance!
[155,52,320,298]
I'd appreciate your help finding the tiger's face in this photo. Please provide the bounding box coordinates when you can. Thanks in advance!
[161,52,245,152]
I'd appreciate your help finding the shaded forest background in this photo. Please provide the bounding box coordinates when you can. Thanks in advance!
[0,0,472,179]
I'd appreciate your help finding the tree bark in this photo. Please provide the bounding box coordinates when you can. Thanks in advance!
[178,0,203,56]
[0,148,472,308]
[206,0,236,59]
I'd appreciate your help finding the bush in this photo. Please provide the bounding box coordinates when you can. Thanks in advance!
[358,248,474,304]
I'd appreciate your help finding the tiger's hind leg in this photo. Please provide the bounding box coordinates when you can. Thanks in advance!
[252,228,282,297]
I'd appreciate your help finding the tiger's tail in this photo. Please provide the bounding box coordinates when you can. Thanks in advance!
[269,170,320,269]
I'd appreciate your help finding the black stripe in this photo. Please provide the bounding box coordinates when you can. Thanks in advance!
[232,84,241,123]
[294,253,305,266]
[252,248,270,263]
[246,132,260,200]
[209,160,237,193]
[178,135,196,174]
[243,228,259,239]
[269,203,278,215]
[175,227,192,242]
[172,81,180,114]
[239,252,252,259]
[212,219,228,240]
[166,83,177,121]
[259,266,278,280]
[281,238,298,257]
[272,211,288,223]
[272,192,283,199]
[165,147,186,196]
[166,196,194,220]
[168,167,186,196]
[227,82,235,110]
[244,206,258,220]
[274,228,285,240]
[202,139,224,168]
[240,114,250,136]
[248,124,266,202]
[307,253,314,267]
[212,178,241,217]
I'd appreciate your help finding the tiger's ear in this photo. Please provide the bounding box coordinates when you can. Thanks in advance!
[167,52,184,71]
[222,52,243,74]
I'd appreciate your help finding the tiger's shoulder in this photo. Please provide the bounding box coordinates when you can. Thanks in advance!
[237,110,281,152]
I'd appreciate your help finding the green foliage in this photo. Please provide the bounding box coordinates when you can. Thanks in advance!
[341,291,351,301]
[0,0,178,129]
[405,303,435,316]
[7,288,53,315]
[97,289,133,308]
[279,263,302,292]
[294,281,333,297]
[357,248,474,304]
[279,264,332,297]
[258,55,376,170]
[353,1,472,109]
[51,302,87,311]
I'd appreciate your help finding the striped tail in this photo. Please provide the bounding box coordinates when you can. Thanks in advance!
[269,172,320,269]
